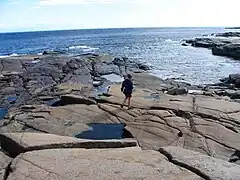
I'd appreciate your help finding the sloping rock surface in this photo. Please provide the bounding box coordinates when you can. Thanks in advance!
[0,152,12,180]
[7,148,203,180]
[160,146,240,180]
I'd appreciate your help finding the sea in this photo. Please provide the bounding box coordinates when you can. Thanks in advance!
[0,27,240,85]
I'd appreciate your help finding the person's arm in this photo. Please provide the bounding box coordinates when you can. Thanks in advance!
[121,81,125,92]
[130,81,133,90]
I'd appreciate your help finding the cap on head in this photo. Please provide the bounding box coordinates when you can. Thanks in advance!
[127,74,132,79]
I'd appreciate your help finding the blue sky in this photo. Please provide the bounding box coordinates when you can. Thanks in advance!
[0,0,240,32]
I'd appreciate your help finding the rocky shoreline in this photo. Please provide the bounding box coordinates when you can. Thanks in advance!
[183,32,240,60]
[1,52,240,179]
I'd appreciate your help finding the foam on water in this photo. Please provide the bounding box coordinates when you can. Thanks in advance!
[68,45,99,52]
[0,53,19,58]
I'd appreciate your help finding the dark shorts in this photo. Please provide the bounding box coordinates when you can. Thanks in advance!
[124,93,132,98]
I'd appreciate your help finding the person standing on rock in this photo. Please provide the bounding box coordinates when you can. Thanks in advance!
[121,74,133,109]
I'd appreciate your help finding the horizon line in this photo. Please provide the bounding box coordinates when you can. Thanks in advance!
[0,26,231,34]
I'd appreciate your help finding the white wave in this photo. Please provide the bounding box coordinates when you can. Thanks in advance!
[82,47,99,52]
[68,45,88,49]
[165,39,178,43]
[9,53,19,57]
[0,53,19,58]
[0,55,8,58]
[37,52,43,55]
[68,45,99,51]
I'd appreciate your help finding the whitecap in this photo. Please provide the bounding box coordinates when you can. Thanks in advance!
[37,52,43,55]
[68,45,89,49]
[0,55,8,58]
[83,47,99,52]
[0,53,19,58]
[9,53,19,57]
[165,39,178,43]
[68,45,99,51]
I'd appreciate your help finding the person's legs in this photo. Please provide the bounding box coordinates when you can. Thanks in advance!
[121,97,127,108]
[127,97,131,109]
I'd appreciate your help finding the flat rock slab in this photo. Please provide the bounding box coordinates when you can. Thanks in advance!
[0,133,138,157]
[7,148,203,180]
[0,151,12,180]
[159,146,240,180]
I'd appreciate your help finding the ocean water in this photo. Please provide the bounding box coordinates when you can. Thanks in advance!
[0,27,240,85]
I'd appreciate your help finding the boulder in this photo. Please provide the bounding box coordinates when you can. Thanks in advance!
[54,94,96,106]
[137,63,150,71]
[185,39,194,44]
[216,32,240,37]
[212,44,240,60]
[167,87,188,95]
[229,74,240,83]
[0,133,138,157]
[182,43,189,46]
[192,38,215,48]
[113,57,125,66]
[94,62,120,75]
[236,78,240,88]
[42,50,63,55]
[7,148,203,180]
[159,146,240,180]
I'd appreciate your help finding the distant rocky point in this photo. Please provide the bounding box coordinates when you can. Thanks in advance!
[226,27,240,29]
[183,32,240,60]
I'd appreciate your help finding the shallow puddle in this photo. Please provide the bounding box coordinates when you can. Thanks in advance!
[46,98,61,106]
[7,96,17,103]
[75,123,127,140]
[0,107,8,120]
[144,93,160,100]
[93,86,110,98]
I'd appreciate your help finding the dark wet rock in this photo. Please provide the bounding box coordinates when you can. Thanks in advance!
[185,33,240,60]
[226,27,240,29]
[229,74,240,84]
[113,57,125,66]
[191,38,216,48]
[137,63,150,71]
[94,62,120,75]
[182,43,189,46]
[167,87,188,95]
[55,94,96,106]
[212,44,240,60]
[216,32,240,37]
[216,74,240,89]
[42,50,63,55]
[185,39,194,44]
